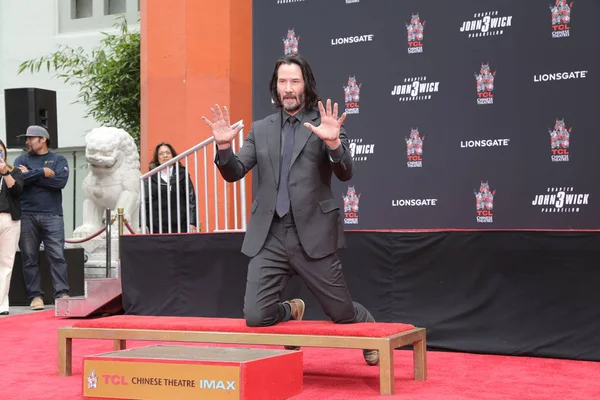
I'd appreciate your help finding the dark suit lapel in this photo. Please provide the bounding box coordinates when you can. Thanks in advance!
[291,108,319,167]
[266,113,282,185]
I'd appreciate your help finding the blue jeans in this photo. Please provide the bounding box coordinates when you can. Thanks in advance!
[19,214,70,301]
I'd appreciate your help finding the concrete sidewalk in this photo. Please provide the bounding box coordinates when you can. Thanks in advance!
[1,305,43,317]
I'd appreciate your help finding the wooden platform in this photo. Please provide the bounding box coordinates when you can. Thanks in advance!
[58,316,427,396]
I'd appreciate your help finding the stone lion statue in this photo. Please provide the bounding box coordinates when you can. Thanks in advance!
[73,127,141,239]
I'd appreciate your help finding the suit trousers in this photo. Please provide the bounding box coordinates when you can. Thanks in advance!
[243,212,372,327]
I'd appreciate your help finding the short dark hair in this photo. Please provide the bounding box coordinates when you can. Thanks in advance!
[269,53,320,110]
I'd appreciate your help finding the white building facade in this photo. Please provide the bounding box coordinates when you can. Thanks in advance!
[0,0,139,236]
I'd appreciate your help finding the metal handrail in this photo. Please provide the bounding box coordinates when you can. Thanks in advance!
[139,120,247,234]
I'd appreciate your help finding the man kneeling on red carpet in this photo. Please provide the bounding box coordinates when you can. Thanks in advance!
[202,53,379,366]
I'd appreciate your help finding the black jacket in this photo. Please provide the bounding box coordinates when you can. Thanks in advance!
[0,168,24,220]
[215,108,353,259]
[143,165,198,233]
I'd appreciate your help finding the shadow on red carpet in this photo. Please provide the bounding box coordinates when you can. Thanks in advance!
[1,311,599,400]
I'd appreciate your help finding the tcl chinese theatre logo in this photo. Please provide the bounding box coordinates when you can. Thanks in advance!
[475,181,496,223]
[475,63,496,105]
[405,127,424,168]
[550,0,573,38]
[406,13,425,54]
[343,186,360,225]
[343,75,361,114]
[549,118,571,162]
[283,29,299,55]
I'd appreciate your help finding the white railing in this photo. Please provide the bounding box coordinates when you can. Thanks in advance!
[140,120,248,234]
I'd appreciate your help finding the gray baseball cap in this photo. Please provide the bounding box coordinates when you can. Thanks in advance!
[19,125,50,139]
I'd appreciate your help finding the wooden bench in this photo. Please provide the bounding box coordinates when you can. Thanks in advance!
[58,315,426,396]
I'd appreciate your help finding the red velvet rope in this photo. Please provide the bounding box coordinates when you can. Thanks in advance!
[64,226,108,244]
[64,217,118,244]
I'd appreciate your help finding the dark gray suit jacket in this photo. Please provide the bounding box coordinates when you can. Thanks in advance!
[215,107,354,259]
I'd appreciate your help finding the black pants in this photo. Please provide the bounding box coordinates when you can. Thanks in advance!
[243,213,372,327]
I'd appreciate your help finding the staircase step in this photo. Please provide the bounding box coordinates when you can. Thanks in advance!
[84,278,122,295]
[55,278,123,318]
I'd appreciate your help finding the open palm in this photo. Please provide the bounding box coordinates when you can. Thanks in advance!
[201,104,243,146]
[304,99,347,143]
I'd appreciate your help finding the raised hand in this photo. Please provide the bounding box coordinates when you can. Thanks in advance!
[201,104,244,148]
[303,99,347,147]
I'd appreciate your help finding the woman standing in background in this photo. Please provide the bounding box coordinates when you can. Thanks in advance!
[144,142,198,234]
[0,139,24,315]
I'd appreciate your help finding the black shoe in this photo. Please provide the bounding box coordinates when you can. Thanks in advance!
[0,311,9,316]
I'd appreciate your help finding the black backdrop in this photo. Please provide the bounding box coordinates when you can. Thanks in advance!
[251,0,600,230]
[121,232,600,361]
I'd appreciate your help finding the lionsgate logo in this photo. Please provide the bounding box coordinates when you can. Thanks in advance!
[277,0,304,3]
[460,11,513,38]
[461,138,510,148]
[405,127,424,168]
[475,63,496,105]
[342,186,360,225]
[331,34,374,46]
[348,138,375,162]
[392,198,438,207]
[549,118,571,162]
[550,0,573,38]
[406,13,425,54]
[533,70,587,83]
[391,76,440,102]
[475,181,496,223]
[343,75,361,114]
[532,187,589,213]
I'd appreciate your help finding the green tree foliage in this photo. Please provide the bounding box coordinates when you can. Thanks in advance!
[18,15,140,142]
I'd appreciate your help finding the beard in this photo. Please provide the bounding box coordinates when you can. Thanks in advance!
[25,146,35,155]
[281,92,305,113]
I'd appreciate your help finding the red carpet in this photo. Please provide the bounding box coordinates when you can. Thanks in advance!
[1,311,600,400]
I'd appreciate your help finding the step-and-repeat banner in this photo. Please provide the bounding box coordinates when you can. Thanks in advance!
[251,0,599,230]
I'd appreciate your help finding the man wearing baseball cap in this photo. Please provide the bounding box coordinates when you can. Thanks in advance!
[14,125,70,310]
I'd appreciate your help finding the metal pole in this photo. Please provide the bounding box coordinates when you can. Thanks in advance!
[239,125,248,230]
[140,179,146,234]
[72,151,77,232]
[105,208,111,278]
[117,208,124,260]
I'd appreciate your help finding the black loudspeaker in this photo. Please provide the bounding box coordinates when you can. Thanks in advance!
[4,87,58,149]
[9,248,85,305]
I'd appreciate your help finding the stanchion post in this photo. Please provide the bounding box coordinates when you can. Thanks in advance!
[105,208,111,278]
[117,208,124,260]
